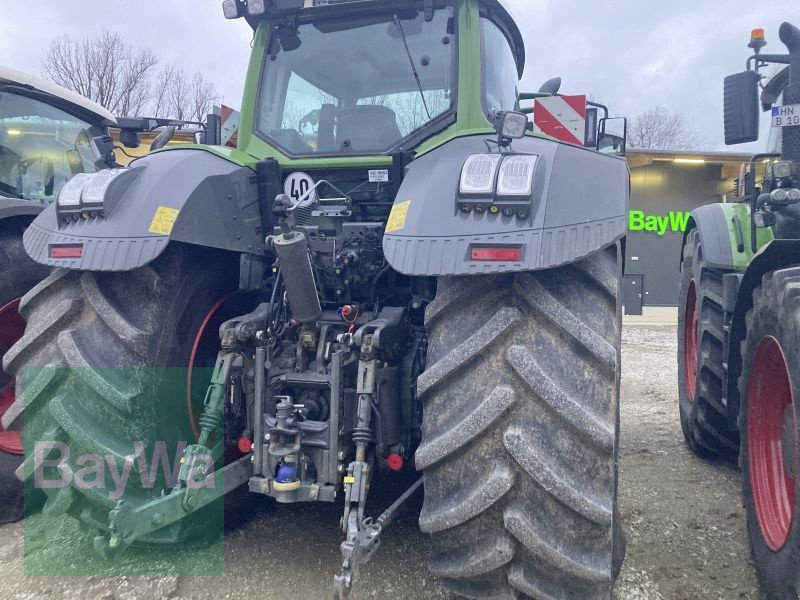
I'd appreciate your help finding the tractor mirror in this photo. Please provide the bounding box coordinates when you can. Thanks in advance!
[150,126,176,152]
[597,117,628,157]
[724,70,760,145]
[779,21,800,53]
[584,108,599,147]
[538,77,561,95]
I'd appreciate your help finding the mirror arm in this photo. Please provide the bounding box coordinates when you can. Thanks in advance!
[518,92,554,101]
[747,53,791,71]
[586,101,609,121]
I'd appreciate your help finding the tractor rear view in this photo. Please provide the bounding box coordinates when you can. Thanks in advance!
[5,1,629,597]
[678,21,800,599]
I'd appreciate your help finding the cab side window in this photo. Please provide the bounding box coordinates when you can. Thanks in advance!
[480,17,519,116]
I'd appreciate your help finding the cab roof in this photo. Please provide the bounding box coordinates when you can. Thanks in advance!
[0,64,117,127]
[240,0,526,78]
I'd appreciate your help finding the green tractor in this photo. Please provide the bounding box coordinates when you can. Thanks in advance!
[677,21,800,599]
[5,1,629,597]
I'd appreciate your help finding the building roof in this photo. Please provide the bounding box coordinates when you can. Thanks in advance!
[0,64,117,126]
[627,148,755,191]
[627,148,753,162]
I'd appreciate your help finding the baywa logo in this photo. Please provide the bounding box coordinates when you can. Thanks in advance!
[32,441,214,500]
[629,210,690,236]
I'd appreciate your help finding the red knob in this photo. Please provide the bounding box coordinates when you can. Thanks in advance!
[387,453,404,472]
[238,436,253,453]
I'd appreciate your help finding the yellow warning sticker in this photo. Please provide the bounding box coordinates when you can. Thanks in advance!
[149,206,180,235]
[385,200,411,233]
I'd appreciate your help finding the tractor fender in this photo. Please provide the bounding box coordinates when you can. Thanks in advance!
[382,135,629,275]
[725,239,800,428]
[22,149,265,271]
[681,204,736,271]
[0,198,44,222]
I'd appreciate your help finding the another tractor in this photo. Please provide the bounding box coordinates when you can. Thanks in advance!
[677,21,800,599]
[0,65,117,523]
[5,1,629,598]
[0,65,204,524]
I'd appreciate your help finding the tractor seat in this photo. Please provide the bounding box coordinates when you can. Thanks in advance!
[336,105,402,152]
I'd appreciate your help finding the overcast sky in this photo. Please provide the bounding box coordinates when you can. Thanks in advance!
[2,0,796,151]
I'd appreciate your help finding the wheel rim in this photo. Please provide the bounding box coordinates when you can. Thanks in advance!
[748,335,798,551]
[186,295,236,441]
[0,298,26,455]
[683,280,698,400]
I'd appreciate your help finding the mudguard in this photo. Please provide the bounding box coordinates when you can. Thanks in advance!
[682,204,736,271]
[0,198,44,221]
[683,203,776,273]
[23,149,265,271]
[382,135,628,275]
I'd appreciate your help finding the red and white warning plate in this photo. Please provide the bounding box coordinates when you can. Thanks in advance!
[532,95,587,145]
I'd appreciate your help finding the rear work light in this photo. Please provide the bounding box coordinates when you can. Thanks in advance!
[460,154,502,195]
[470,247,522,262]
[49,245,84,259]
[497,155,538,196]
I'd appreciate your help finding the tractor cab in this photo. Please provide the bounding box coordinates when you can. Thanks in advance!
[223,0,527,164]
[253,6,456,156]
[0,65,116,204]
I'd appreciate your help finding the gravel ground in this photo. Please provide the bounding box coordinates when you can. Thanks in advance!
[0,324,761,599]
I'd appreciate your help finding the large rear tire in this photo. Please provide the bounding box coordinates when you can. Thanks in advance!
[417,245,624,599]
[739,268,800,599]
[677,229,738,460]
[0,218,49,524]
[1,243,240,542]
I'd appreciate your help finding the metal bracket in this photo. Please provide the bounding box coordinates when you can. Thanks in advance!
[333,477,423,599]
[93,454,252,559]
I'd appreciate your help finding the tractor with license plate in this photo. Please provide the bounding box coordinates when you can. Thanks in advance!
[4,1,629,597]
[677,21,800,599]
[0,65,119,523]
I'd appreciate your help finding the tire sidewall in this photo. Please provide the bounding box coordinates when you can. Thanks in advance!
[0,218,49,522]
[677,231,703,450]
[144,248,243,445]
[677,232,698,415]
[740,280,800,599]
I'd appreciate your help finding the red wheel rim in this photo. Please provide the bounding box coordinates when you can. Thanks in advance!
[748,336,797,551]
[186,295,234,441]
[0,298,26,455]
[683,280,698,400]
